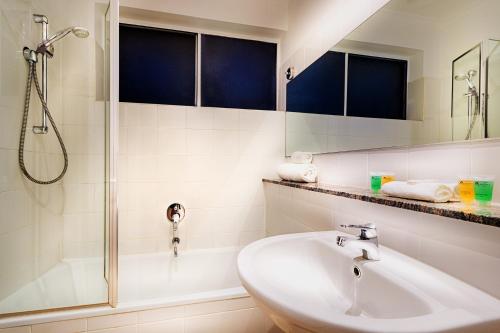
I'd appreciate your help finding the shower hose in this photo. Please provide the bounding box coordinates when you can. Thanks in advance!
[19,57,68,184]
[465,96,480,141]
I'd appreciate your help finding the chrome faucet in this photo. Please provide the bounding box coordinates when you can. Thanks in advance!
[166,203,185,257]
[336,223,380,260]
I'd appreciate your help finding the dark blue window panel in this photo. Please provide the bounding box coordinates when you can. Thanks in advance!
[119,24,196,105]
[201,35,277,110]
[286,51,345,115]
[347,54,407,119]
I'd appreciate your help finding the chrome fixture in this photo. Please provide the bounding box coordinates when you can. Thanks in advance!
[336,223,380,260]
[454,69,480,140]
[166,203,185,257]
[286,66,296,80]
[19,14,89,184]
[29,14,89,134]
[36,26,89,57]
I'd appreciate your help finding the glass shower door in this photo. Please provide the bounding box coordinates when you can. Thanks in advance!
[0,0,111,316]
[452,45,482,141]
[486,39,500,138]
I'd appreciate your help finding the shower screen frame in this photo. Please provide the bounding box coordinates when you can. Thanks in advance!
[485,38,500,139]
[0,0,118,319]
[451,43,482,141]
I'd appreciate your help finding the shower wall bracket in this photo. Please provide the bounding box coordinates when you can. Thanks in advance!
[32,14,49,135]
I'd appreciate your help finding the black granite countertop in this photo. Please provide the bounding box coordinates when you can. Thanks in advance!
[263,179,500,228]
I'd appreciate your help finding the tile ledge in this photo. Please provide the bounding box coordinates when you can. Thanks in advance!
[262,179,500,228]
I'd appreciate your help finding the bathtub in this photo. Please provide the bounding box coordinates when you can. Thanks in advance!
[0,246,246,325]
[118,246,246,308]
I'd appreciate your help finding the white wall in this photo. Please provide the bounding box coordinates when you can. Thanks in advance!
[118,103,284,254]
[120,0,289,31]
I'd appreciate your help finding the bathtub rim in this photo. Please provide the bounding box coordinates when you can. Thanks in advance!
[0,287,248,329]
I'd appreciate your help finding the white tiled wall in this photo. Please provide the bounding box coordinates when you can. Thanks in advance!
[0,296,278,333]
[265,181,500,299]
[118,103,285,254]
[286,112,419,155]
[311,139,500,204]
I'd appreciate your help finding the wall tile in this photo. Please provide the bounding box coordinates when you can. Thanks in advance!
[87,313,137,331]
[137,319,183,333]
[408,145,470,181]
[32,319,86,333]
[186,109,214,129]
[184,297,255,317]
[213,108,239,130]
[366,150,408,181]
[87,326,137,333]
[137,305,186,324]
[158,105,186,129]
[0,327,30,333]
[184,308,269,333]
[157,129,187,155]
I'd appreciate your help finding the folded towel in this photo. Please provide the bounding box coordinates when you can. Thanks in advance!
[291,151,313,164]
[381,181,457,203]
[277,163,317,183]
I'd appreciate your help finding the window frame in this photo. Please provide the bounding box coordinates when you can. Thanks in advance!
[118,18,280,110]
[286,47,410,120]
[119,23,198,106]
[345,52,408,120]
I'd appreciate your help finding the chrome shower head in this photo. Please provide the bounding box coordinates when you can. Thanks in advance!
[36,26,89,57]
[454,69,477,92]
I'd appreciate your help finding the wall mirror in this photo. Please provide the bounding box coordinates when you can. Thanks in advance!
[285,0,500,155]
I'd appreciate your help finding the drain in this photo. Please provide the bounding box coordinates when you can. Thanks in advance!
[353,265,361,278]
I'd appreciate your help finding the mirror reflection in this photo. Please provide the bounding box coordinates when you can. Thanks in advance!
[285,0,500,155]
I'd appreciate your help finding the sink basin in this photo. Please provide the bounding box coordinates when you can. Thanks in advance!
[237,231,500,333]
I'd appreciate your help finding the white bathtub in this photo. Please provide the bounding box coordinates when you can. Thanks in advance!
[0,246,246,324]
[118,247,246,308]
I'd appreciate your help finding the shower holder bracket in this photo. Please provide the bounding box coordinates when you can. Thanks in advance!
[23,48,37,63]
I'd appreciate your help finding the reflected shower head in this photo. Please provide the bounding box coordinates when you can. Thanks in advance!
[454,69,477,92]
[36,26,89,57]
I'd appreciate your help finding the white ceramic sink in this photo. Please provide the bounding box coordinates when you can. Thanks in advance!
[237,231,500,333]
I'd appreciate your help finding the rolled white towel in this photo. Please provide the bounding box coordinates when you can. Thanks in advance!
[291,151,313,164]
[277,163,317,183]
[381,181,456,203]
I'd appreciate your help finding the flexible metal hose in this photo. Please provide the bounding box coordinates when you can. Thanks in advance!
[19,60,68,184]
[465,95,480,140]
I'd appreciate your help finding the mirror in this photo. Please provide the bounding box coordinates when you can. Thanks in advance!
[285,0,500,155]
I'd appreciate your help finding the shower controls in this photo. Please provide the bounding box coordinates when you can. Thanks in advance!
[167,203,185,223]
[166,203,185,257]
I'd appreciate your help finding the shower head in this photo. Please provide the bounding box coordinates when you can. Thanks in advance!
[36,26,89,57]
[454,69,477,92]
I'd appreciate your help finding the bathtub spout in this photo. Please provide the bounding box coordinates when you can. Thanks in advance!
[172,235,180,257]
[166,203,185,257]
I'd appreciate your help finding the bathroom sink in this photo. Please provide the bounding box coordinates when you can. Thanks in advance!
[237,231,500,333]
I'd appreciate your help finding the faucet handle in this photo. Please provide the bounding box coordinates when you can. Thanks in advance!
[166,203,185,223]
[340,223,377,239]
[340,223,376,230]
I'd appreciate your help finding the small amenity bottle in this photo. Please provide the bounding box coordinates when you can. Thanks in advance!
[474,176,495,206]
[382,172,395,185]
[370,172,383,193]
[458,178,475,205]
